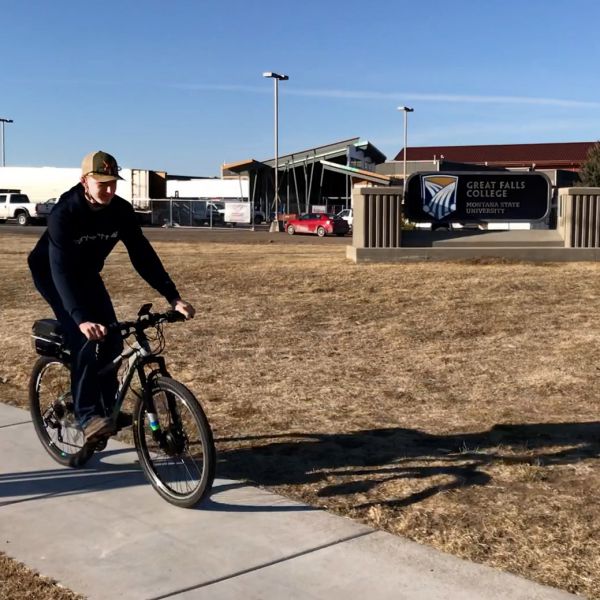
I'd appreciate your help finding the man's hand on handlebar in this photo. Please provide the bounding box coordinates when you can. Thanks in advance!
[79,321,108,340]
[171,298,195,320]
[80,302,193,340]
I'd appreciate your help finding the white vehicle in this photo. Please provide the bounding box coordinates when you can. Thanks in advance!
[35,198,57,222]
[209,201,225,217]
[0,189,41,225]
[253,208,266,224]
[336,208,353,229]
[189,200,224,226]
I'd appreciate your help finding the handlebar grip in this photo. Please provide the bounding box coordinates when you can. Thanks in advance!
[165,310,186,323]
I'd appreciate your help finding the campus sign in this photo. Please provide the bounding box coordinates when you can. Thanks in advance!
[404,171,551,222]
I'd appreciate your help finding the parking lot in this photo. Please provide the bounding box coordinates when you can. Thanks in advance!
[0,223,351,245]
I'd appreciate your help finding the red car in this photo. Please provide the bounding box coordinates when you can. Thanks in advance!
[285,213,349,237]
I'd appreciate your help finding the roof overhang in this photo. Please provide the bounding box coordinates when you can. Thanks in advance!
[353,140,387,164]
[320,160,395,185]
[262,137,361,168]
[221,159,267,174]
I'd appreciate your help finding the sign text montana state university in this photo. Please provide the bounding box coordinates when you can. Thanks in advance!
[405,172,551,222]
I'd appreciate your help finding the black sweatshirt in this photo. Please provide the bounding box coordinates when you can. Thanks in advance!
[29,184,180,325]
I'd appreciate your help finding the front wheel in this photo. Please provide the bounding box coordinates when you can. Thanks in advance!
[17,212,30,226]
[29,356,94,467]
[133,377,215,508]
[286,224,295,235]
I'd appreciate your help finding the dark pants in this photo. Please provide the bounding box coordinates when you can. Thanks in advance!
[29,265,123,426]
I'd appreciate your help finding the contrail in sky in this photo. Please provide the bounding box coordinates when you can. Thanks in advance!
[15,78,599,109]
[169,83,600,109]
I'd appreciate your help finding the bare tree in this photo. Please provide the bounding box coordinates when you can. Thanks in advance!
[579,141,600,186]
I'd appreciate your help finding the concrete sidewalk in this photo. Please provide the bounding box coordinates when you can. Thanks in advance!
[1,403,577,600]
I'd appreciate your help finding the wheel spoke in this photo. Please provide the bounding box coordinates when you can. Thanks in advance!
[134,378,215,507]
[30,357,90,466]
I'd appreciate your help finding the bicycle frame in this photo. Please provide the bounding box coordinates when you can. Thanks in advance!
[101,327,172,442]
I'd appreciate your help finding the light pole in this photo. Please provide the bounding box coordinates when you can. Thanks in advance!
[263,72,288,232]
[0,118,14,167]
[397,106,414,200]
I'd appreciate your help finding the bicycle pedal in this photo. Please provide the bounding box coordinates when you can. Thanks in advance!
[83,435,109,451]
[94,438,108,451]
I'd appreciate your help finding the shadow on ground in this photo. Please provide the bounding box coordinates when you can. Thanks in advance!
[216,421,600,509]
[5,421,598,512]
[0,449,145,507]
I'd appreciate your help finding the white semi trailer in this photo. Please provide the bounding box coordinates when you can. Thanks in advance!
[0,166,167,205]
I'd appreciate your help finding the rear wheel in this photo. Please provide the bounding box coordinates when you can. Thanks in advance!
[29,356,94,467]
[316,226,326,237]
[17,212,30,226]
[133,377,215,508]
[287,224,295,235]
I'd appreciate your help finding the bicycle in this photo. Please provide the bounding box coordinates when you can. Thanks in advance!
[29,303,216,508]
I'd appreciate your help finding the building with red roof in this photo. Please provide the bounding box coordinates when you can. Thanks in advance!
[392,141,596,171]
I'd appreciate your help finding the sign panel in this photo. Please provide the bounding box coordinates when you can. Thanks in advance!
[405,172,551,222]
[224,202,251,224]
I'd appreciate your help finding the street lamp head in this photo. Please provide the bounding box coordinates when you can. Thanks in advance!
[263,72,289,81]
[0,118,14,124]
[397,106,414,113]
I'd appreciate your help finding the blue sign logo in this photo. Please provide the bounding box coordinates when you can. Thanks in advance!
[421,175,459,220]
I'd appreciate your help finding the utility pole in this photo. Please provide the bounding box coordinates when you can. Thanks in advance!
[263,72,289,232]
[0,118,14,167]
[397,107,414,200]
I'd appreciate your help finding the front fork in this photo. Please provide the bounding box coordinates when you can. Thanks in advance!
[137,357,176,445]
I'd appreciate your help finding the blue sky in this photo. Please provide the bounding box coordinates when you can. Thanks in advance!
[1,0,600,175]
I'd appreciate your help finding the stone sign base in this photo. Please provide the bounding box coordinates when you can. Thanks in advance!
[347,245,600,263]
[400,229,563,248]
[347,229,600,263]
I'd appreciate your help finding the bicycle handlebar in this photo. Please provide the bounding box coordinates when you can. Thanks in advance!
[109,309,186,338]
[95,310,185,376]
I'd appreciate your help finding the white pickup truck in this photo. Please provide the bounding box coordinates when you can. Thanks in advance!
[336,208,353,230]
[0,189,41,225]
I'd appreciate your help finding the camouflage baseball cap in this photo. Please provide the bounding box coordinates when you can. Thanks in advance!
[81,150,124,181]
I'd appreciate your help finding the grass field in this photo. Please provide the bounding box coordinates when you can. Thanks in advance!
[1,232,600,599]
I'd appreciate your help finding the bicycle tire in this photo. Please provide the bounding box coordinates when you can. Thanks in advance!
[29,356,94,468]
[132,377,215,508]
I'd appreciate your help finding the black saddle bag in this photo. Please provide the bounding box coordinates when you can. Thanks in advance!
[32,319,67,358]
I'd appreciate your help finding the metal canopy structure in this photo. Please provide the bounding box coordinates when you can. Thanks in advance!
[261,137,360,168]
[319,160,395,185]
[221,159,268,174]
[222,138,387,216]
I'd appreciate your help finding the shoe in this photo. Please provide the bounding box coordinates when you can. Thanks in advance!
[83,416,116,442]
[115,411,133,430]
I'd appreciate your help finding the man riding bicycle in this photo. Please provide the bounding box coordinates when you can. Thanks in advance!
[28,150,195,443]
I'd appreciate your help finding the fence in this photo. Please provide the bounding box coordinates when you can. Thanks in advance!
[134,198,225,227]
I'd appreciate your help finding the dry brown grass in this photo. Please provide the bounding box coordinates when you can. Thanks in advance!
[2,233,600,598]
[0,552,84,599]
